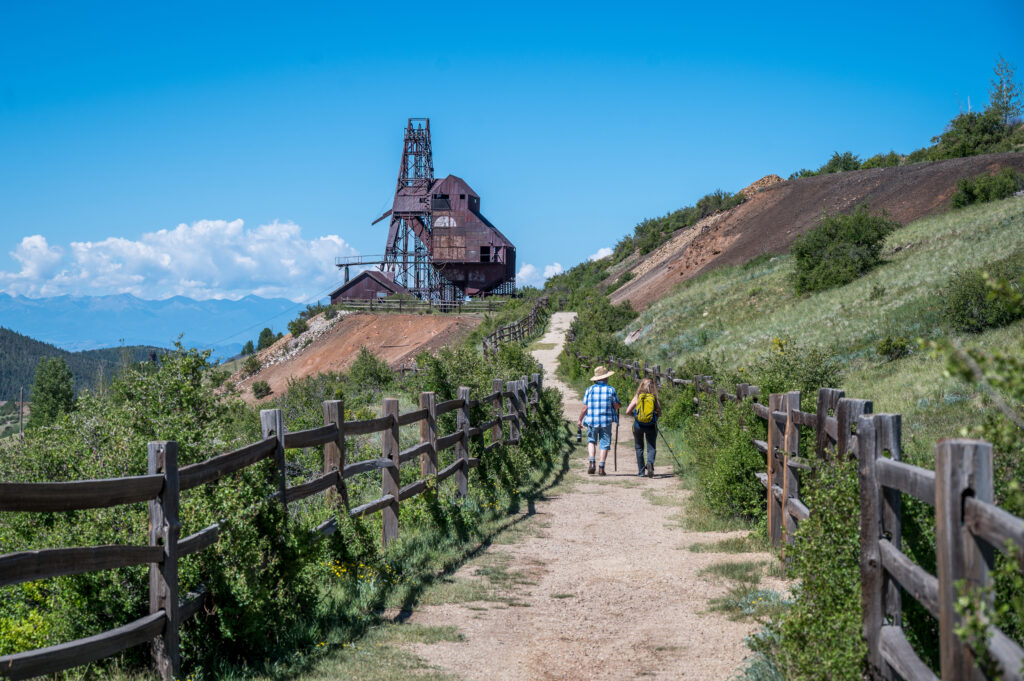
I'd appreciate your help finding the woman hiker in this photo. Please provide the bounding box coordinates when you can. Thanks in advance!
[577,365,621,476]
[625,377,662,477]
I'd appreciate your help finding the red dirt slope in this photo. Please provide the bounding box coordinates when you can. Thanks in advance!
[611,152,1024,310]
[234,312,481,403]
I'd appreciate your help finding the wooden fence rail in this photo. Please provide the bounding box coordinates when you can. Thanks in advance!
[0,373,544,681]
[578,353,1024,679]
[482,297,551,356]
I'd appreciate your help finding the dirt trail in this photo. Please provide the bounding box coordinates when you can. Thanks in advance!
[403,312,775,680]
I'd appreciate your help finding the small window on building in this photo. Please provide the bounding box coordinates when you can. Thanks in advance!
[431,194,451,210]
[480,246,491,263]
[460,194,466,200]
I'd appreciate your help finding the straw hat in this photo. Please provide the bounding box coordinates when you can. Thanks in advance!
[590,365,615,381]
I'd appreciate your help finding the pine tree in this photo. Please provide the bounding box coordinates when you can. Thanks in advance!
[257,327,277,351]
[28,357,75,428]
[989,56,1023,128]
[241,340,255,355]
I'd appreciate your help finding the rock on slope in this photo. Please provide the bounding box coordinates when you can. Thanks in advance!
[610,152,1024,311]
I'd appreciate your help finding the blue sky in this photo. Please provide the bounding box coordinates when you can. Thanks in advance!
[1,0,1022,300]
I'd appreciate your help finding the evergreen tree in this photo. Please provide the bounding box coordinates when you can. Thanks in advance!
[257,327,277,351]
[241,340,255,355]
[989,56,1023,128]
[27,357,75,428]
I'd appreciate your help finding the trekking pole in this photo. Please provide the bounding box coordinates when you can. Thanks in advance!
[613,419,618,472]
[657,426,682,468]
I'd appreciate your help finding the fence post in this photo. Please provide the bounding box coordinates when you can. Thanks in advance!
[836,398,872,459]
[492,378,505,444]
[382,398,400,545]
[506,380,520,443]
[520,375,529,418]
[420,392,438,477]
[455,387,471,498]
[857,414,890,679]
[815,388,845,457]
[936,439,994,680]
[322,398,349,509]
[877,414,903,628]
[781,391,800,558]
[148,441,180,681]
[260,409,288,511]
[766,393,784,548]
[531,373,540,404]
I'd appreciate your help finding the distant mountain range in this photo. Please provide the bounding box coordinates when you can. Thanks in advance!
[0,293,303,359]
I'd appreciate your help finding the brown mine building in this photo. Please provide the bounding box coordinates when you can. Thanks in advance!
[331,118,517,303]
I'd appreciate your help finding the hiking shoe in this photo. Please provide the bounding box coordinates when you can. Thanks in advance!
[645,462,654,478]
[637,470,645,477]
[587,461,596,475]
[598,467,607,476]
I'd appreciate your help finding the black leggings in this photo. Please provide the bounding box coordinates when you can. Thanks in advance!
[633,423,656,470]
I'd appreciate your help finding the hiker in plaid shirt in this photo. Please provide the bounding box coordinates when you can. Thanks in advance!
[577,365,620,476]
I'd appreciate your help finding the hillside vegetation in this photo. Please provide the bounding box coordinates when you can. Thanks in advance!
[0,327,165,400]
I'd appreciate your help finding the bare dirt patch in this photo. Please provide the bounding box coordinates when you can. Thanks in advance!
[611,152,1024,310]
[232,313,481,402]
[399,312,774,680]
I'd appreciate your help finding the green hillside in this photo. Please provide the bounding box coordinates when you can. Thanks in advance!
[0,327,165,400]
[621,197,1024,455]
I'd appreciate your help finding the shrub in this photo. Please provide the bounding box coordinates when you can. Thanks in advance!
[324,306,338,320]
[876,334,912,361]
[605,270,635,294]
[790,205,898,294]
[950,167,1024,208]
[242,355,261,376]
[860,151,901,169]
[868,283,886,301]
[251,380,271,399]
[775,457,866,679]
[241,340,255,355]
[940,250,1024,333]
[739,338,843,405]
[287,318,309,337]
[347,348,393,393]
[684,400,767,521]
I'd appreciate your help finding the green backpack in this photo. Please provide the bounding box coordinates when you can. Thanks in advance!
[636,393,656,424]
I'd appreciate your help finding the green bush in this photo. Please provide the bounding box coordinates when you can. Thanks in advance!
[774,457,866,679]
[347,347,394,393]
[737,339,843,406]
[242,354,261,376]
[950,167,1024,208]
[684,399,767,521]
[257,327,281,351]
[860,151,902,169]
[876,334,912,361]
[790,205,898,294]
[605,270,635,294]
[27,356,75,428]
[287,318,309,337]
[251,380,271,398]
[940,250,1024,333]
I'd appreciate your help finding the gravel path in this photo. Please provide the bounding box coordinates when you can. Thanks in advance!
[404,312,772,680]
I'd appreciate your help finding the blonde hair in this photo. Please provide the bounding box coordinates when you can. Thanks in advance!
[637,378,658,397]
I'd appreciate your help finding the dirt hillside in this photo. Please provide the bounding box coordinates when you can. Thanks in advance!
[232,312,481,402]
[611,152,1024,310]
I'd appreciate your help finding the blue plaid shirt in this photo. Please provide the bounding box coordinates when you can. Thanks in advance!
[583,381,620,427]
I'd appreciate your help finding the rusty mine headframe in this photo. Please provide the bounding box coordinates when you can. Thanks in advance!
[334,118,516,302]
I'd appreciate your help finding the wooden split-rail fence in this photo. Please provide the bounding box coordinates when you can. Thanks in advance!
[0,374,543,681]
[579,353,1024,680]
[336,298,508,314]
[481,297,550,356]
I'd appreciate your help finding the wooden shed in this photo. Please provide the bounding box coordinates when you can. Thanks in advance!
[329,270,413,303]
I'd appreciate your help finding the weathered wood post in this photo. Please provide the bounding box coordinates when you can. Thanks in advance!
[781,391,800,554]
[653,365,661,387]
[322,398,349,509]
[420,392,438,477]
[836,398,872,459]
[382,398,400,545]
[766,393,785,547]
[520,375,529,418]
[815,388,845,457]
[857,413,905,681]
[455,387,471,498]
[506,380,520,443]
[148,441,181,681]
[856,414,889,680]
[936,439,994,680]
[531,373,540,405]
[492,378,505,445]
[260,409,289,510]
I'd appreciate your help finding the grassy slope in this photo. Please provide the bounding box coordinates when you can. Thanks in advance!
[625,196,1024,463]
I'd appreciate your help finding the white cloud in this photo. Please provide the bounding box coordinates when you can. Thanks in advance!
[0,219,358,301]
[543,262,563,278]
[517,262,563,288]
[589,247,613,261]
